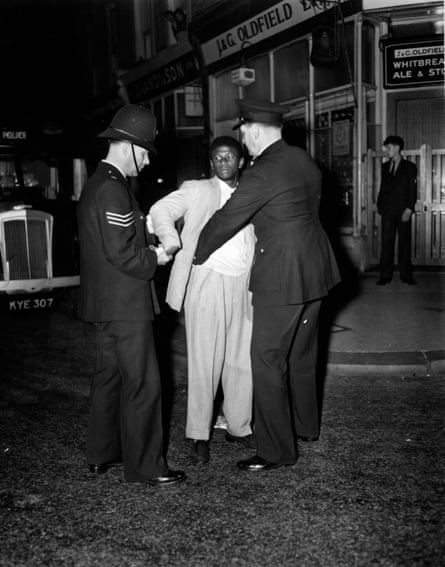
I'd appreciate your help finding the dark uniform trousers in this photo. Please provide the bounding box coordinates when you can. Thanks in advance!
[252,301,321,465]
[87,320,165,481]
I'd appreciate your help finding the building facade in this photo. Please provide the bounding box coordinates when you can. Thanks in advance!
[118,0,444,270]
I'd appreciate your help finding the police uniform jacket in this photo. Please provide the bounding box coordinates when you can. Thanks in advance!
[377,158,417,217]
[194,139,340,306]
[77,162,158,322]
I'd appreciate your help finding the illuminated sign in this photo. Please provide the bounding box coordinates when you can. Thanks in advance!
[383,37,444,89]
[201,0,348,64]
[1,130,27,141]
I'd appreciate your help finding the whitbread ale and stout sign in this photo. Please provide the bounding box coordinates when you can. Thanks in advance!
[382,37,444,89]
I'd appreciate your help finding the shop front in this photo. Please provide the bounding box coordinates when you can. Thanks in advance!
[190,0,444,271]
[120,41,205,210]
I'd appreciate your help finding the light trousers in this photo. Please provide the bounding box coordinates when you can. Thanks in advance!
[184,265,253,440]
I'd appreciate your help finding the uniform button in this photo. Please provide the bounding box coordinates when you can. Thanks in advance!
[260,248,264,253]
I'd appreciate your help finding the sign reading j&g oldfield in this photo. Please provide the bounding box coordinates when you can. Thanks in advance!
[383,37,444,89]
[202,0,347,64]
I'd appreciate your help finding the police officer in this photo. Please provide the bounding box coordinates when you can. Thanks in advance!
[194,99,341,471]
[77,104,185,486]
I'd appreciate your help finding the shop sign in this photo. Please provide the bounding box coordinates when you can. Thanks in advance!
[202,0,348,65]
[126,52,199,102]
[383,37,444,89]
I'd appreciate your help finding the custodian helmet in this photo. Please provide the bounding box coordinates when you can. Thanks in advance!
[99,104,157,154]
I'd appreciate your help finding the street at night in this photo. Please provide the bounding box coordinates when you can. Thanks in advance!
[1,0,444,565]
[1,286,443,566]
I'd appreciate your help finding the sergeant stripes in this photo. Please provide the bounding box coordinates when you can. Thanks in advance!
[105,210,135,227]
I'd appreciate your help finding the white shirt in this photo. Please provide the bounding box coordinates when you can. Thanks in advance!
[204,178,255,276]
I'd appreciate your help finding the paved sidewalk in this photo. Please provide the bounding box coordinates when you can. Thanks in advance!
[325,271,445,376]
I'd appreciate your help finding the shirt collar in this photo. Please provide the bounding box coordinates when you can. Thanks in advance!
[102,159,126,179]
[217,176,237,193]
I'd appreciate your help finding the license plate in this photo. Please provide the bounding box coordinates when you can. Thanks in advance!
[7,295,54,311]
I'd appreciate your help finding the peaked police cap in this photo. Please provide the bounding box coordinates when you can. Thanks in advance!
[232,98,290,130]
[99,104,158,154]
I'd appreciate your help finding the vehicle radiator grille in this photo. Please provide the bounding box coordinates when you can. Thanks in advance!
[4,218,50,280]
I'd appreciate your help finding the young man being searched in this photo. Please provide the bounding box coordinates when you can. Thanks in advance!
[149,136,255,464]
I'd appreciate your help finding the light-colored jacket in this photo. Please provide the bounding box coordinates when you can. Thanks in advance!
[149,177,222,311]
[149,177,254,311]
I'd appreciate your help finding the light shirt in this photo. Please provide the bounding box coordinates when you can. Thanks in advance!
[204,178,255,276]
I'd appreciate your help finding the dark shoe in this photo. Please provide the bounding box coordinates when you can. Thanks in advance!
[88,457,123,475]
[191,440,209,463]
[237,454,283,471]
[376,279,390,285]
[401,278,417,285]
[225,432,256,449]
[146,469,186,487]
[299,436,319,442]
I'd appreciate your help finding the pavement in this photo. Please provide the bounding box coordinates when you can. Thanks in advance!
[323,270,445,377]
[164,269,445,380]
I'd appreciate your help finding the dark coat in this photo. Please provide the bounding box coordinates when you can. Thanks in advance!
[77,162,158,322]
[194,139,341,306]
[377,158,417,216]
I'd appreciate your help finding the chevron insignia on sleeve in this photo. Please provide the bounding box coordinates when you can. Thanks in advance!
[105,210,135,227]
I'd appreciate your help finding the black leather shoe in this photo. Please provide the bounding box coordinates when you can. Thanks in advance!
[191,440,209,463]
[299,436,319,442]
[376,279,390,285]
[237,454,283,471]
[225,432,256,449]
[146,469,186,486]
[401,278,417,285]
[88,457,123,475]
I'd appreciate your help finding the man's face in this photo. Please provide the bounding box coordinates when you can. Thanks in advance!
[210,144,243,184]
[126,144,150,176]
[383,143,400,160]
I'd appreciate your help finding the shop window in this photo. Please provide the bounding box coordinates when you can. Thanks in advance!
[176,89,203,128]
[366,101,381,151]
[243,54,270,100]
[314,22,354,92]
[391,21,442,39]
[314,108,355,229]
[274,41,309,102]
[214,71,239,122]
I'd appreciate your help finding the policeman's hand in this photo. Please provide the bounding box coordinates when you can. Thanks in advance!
[149,245,173,265]
[401,208,412,222]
